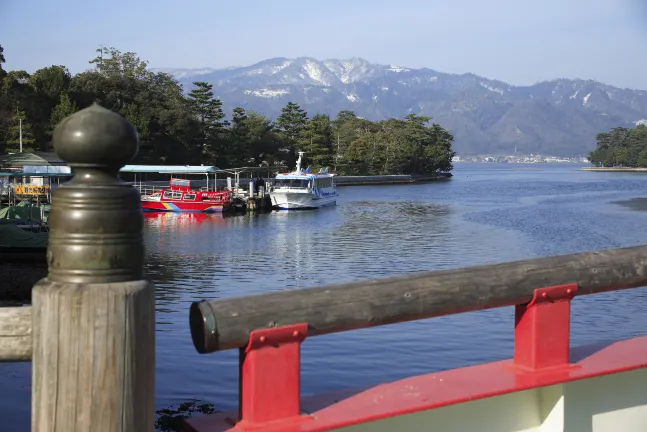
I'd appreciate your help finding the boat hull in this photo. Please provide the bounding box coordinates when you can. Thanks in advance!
[270,192,337,210]
[141,201,229,213]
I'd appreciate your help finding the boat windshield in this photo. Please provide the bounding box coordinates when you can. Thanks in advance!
[275,178,309,189]
[170,179,191,188]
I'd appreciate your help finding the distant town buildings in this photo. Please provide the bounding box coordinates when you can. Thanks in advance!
[451,154,589,164]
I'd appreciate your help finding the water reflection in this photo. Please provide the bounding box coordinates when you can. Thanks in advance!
[141,167,647,415]
[5,165,647,431]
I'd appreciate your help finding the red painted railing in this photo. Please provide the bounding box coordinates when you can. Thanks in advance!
[185,246,647,431]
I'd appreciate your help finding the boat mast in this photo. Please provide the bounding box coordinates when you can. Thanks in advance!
[295,151,304,173]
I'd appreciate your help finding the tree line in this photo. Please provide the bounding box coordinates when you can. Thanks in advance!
[588,125,647,167]
[0,45,455,175]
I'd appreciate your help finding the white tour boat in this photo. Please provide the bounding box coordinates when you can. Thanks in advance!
[269,152,339,210]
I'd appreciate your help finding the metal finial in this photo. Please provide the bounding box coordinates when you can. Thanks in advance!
[47,103,144,283]
[53,103,139,169]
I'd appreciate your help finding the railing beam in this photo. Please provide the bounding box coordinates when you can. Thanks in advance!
[190,245,647,353]
[0,306,32,362]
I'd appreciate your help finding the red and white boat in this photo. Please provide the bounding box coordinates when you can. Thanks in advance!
[141,178,234,213]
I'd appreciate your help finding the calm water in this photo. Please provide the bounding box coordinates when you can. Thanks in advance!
[4,163,647,429]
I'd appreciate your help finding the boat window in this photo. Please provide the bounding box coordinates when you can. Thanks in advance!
[163,190,183,200]
[183,193,196,200]
[314,178,333,188]
[275,178,309,188]
[170,179,191,188]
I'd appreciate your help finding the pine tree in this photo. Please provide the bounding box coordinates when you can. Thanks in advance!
[187,81,228,163]
[277,102,308,143]
[302,114,334,169]
[228,107,249,166]
[276,102,308,165]
[0,44,5,73]
[6,110,36,153]
[50,92,77,133]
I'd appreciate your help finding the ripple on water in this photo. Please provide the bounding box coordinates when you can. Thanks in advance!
[4,165,647,428]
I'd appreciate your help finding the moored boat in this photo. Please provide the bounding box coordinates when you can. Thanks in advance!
[269,152,339,210]
[141,178,234,213]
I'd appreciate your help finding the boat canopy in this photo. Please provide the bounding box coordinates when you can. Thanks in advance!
[0,223,49,248]
[0,171,71,178]
[275,169,335,180]
[120,165,222,174]
[275,172,320,180]
[22,165,71,174]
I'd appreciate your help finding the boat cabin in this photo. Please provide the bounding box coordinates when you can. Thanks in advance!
[273,174,336,191]
[146,178,232,203]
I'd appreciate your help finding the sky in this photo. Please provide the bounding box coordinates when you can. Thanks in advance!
[1,0,647,89]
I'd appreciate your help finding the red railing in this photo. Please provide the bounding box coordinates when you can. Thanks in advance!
[185,245,647,431]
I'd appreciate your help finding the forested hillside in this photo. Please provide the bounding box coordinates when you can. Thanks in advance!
[0,46,454,175]
[588,125,647,167]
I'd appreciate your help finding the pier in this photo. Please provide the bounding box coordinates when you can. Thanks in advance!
[1,105,647,431]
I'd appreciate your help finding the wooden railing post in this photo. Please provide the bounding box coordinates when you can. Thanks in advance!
[31,104,155,431]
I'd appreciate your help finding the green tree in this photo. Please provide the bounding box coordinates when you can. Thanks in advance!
[29,66,72,101]
[245,111,282,166]
[302,114,334,169]
[277,102,308,143]
[276,102,308,166]
[0,44,5,75]
[589,126,634,167]
[331,110,358,172]
[50,92,77,132]
[5,110,36,153]
[69,47,202,165]
[228,107,281,167]
[187,81,228,164]
[227,107,249,166]
[344,133,376,175]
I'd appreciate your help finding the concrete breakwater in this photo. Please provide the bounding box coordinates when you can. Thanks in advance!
[334,173,452,186]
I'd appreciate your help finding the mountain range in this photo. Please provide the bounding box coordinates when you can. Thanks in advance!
[153,58,647,156]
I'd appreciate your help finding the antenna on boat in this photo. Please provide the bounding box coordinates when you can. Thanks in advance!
[295,152,305,173]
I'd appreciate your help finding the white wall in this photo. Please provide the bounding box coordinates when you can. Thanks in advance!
[335,368,647,432]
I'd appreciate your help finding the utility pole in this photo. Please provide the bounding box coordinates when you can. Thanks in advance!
[335,131,340,172]
[19,117,22,152]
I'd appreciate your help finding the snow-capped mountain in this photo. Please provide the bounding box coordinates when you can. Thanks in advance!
[161,57,647,156]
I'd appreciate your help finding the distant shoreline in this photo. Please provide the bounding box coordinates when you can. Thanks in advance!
[580,167,647,172]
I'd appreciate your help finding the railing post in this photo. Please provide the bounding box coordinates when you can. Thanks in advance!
[238,323,309,428]
[31,104,155,431]
[514,283,578,371]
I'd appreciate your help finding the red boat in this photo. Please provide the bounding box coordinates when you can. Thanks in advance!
[141,178,233,213]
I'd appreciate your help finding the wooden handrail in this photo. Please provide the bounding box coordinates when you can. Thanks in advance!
[189,244,647,353]
[0,306,31,361]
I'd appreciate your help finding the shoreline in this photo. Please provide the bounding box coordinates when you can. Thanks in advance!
[580,167,647,172]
